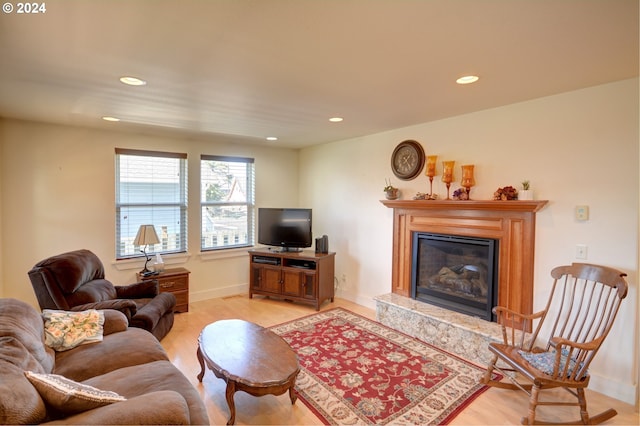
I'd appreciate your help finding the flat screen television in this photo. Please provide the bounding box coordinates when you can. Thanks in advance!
[258,208,312,251]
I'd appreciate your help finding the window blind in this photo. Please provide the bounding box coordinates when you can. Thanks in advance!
[200,155,255,250]
[115,149,188,259]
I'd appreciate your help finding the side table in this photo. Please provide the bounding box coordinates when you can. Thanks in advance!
[138,267,190,312]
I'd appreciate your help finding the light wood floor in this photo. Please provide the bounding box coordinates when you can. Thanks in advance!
[162,295,639,425]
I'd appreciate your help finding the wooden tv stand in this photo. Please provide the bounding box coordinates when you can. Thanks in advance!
[248,248,335,311]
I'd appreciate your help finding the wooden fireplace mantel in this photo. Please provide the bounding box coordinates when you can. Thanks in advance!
[381,199,548,324]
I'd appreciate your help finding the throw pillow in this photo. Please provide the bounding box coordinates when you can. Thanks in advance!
[42,309,105,351]
[24,371,126,415]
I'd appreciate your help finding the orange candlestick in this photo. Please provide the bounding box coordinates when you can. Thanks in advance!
[426,155,438,196]
[426,156,438,177]
[442,160,455,199]
[460,164,476,199]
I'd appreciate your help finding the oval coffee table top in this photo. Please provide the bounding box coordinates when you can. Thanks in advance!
[198,319,299,387]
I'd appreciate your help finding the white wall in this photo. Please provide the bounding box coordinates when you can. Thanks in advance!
[0,120,300,303]
[299,78,639,405]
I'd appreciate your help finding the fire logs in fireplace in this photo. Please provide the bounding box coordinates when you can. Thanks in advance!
[429,264,488,298]
[411,233,498,321]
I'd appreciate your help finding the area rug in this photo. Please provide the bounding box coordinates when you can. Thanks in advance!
[270,308,497,425]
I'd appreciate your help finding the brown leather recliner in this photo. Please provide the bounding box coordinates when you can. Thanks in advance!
[27,249,176,341]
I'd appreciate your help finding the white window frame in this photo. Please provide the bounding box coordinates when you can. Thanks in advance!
[200,155,255,251]
[115,148,188,259]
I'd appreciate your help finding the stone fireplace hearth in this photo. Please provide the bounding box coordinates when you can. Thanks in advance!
[375,292,502,365]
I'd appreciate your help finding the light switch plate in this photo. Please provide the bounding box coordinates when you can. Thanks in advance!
[575,205,589,221]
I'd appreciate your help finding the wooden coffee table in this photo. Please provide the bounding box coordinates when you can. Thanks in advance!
[197,319,300,425]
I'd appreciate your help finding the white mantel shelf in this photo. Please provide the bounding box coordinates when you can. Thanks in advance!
[381,198,548,330]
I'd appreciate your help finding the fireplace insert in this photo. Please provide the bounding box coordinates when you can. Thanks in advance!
[411,232,498,321]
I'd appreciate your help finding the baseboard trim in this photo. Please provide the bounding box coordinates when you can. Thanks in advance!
[191,283,248,302]
[589,372,637,406]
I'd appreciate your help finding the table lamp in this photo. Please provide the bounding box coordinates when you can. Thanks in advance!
[134,224,160,276]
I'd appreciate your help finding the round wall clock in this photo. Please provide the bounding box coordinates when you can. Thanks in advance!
[390,140,425,180]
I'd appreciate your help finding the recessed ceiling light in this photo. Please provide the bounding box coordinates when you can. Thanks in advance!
[102,116,121,122]
[456,75,479,85]
[119,76,147,86]
[329,117,343,122]
[266,136,278,141]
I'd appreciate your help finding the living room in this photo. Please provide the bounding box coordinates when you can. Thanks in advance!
[0,0,638,420]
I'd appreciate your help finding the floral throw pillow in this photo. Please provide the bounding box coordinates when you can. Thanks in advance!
[42,309,105,351]
[24,371,126,415]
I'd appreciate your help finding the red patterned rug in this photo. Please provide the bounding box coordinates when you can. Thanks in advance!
[270,308,496,425]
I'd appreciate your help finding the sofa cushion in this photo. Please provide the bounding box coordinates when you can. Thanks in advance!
[84,360,210,425]
[0,337,48,424]
[0,299,57,424]
[42,390,191,425]
[0,298,55,372]
[129,293,176,331]
[25,371,125,416]
[0,372,47,424]
[101,309,129,335]
[66,279,118,306]
[35,249,106,295]
[53,327,168,382]
[43,309,105,351]
[115,280,159,299]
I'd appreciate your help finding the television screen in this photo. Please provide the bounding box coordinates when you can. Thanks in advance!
[258,208,312,251]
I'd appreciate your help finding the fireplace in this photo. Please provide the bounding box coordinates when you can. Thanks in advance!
[381,199,548,330]
[411,232,498,321]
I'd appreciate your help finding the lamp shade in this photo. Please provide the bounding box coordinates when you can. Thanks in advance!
[133,225,160,247]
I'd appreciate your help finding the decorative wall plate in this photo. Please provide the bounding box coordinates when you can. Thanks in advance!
[390,140,425,180]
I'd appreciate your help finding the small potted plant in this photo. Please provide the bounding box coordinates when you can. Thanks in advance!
[383,179,399,200]
[519,180,534,200]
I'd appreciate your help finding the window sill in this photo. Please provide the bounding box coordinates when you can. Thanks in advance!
[112,252,192,271]
[199,246,253,261]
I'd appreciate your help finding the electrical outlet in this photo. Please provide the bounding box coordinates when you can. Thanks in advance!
[576,244,588,259]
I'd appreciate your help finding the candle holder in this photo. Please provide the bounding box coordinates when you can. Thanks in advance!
[460,164,476,199]
[442,160,455,200]
[425,155,438,197]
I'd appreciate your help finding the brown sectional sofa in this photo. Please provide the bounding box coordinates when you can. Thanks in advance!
[0,298,209,424]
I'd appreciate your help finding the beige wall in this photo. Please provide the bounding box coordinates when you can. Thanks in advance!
[0,121,299,303]
[299,78,639,405]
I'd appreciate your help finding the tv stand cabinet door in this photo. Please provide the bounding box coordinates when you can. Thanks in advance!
[281,269,304,297]
[301,271,318,302]
[259,265,282,294]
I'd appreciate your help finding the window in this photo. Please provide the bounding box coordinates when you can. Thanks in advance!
[115,149,188,259]
[201,155,255,250]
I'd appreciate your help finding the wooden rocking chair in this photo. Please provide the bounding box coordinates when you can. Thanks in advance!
[482,262,628,425]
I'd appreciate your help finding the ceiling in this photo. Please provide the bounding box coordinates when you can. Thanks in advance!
[0,0,638,148]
